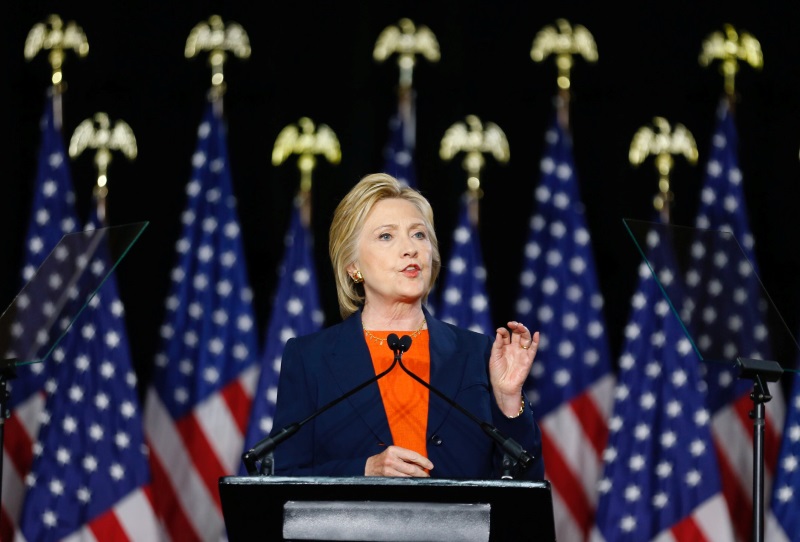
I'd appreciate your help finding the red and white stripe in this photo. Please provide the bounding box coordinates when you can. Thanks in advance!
[1,391,46,541]
[712,388,785,542]
[652,493,734,542]
[540,374,614,542]
[11,486,161,542]
[144,365,258,542]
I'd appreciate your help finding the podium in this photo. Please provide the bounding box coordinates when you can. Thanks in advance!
[219,475,555,541]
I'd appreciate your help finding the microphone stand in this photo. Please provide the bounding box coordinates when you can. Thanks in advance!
[386,334,533,479]
[242,358,399,475]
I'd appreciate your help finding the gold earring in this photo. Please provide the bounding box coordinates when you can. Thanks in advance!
[352,270,364,284]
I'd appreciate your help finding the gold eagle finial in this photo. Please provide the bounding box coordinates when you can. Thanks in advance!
[700,24,762,98]
[186,15,251,97]
[273,117,341,194]
[374,18,440,89]
[69,113,137,203]
[531,18,597,91]
[440,115,509,224]
[629,117,698,220]
[24,14,89,88]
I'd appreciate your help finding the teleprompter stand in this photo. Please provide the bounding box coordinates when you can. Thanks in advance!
[0,222,148,516]
[736,357,784,542]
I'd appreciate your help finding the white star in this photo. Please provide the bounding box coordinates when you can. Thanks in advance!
[120,401,136,419]
[629,454,646,471]
[620,515,636,532]
[553,369,570,386]
[62,416,78,434]
[661,431,676,448]
[634,424,650,441]
[656,460,672,478]
[569,256,586,275]
[95,392,110,410]
[204,366,220,384]
[56,447,70,465]
[690,439,706,456]
[624,485,641,502]
[69,385,84,403]
[43,510,58,528]
[89,423,104,441]
[175,388,189,404]
[685,469,701,486]
[208,337,224,355]
[782,455,797,472]
[83,455,98,472]
[116,431,131,449]
[75,355,90,371]
[77,487,91,503]
[287,297,304,315]
[671,369,687,387]
[238,314,254,333]
[652,492,669,508]
[49,479,64,496]
[777,485,793,503]
[109,463,125,481]
[213,309,228,325]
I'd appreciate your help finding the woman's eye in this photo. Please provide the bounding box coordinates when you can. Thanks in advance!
[413,231,426,239]
[379,233,392,241]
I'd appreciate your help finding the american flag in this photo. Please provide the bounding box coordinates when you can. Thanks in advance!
[1,90,79,540]
[382,89,417,188]
[766,363,800,542]
[433,193,493,335]
[515,115,614,541]
[591,223,734,542]
[143,99,260,541]
[683,98,784,542]
[240,196,324,474]
[16,209,159,541]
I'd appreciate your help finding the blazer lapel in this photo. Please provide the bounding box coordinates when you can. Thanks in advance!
[425,308,468,436]
[325,311,393,445]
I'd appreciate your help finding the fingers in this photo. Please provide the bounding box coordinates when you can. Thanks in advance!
[366,446,433,477]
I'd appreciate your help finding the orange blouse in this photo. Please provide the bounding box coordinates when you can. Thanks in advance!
[366,330,430,458]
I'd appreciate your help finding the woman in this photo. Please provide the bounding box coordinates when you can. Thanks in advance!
[269,173,545,480]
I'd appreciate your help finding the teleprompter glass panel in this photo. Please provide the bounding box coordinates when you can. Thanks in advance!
[622,218,799,373]
[0,222,148,367]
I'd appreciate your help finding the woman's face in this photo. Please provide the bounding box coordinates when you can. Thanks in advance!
[349,197,433,308]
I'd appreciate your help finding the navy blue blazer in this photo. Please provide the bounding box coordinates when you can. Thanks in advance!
[269,307,545,480]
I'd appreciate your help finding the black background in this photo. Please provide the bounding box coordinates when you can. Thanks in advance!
[4,2,800,395]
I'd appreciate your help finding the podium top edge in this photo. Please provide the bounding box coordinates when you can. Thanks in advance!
[219,475,550,490]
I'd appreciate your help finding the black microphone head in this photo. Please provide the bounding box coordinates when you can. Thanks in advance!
[387,333,401,350]
[399,335,412,352]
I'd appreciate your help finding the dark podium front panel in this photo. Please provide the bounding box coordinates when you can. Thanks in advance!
[219,475,554,541]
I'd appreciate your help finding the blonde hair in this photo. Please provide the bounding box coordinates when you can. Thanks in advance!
[329,173,441,319]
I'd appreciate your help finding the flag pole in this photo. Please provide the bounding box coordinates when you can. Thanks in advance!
[531,19,597,132]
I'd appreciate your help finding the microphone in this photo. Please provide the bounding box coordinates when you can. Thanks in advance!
[388,334,534,479]
[241,351,400,475]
